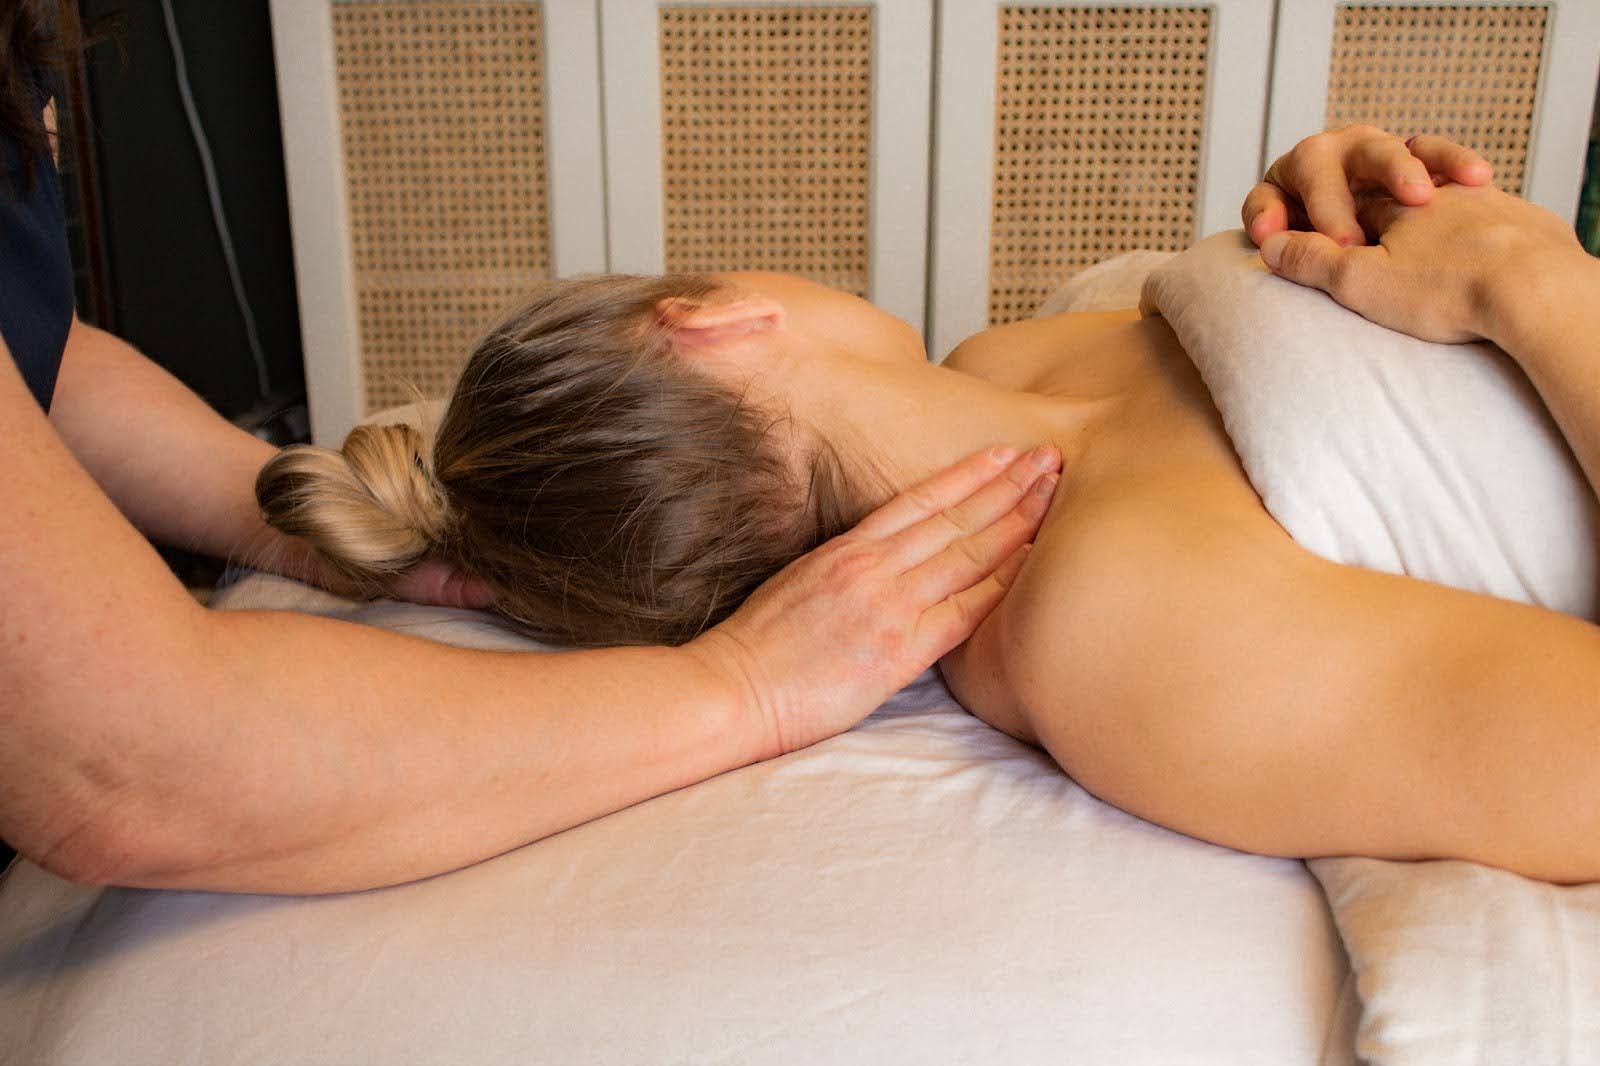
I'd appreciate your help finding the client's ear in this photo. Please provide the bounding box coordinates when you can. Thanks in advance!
[657,296,786,351]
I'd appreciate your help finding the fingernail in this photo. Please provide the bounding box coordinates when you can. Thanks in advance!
[1030,445,1058,470]
[1260,232,1288,270]
[1033,473,1059,496]
[991,445,1017,464]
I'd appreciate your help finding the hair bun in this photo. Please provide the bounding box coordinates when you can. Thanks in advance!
[256,423,449,591]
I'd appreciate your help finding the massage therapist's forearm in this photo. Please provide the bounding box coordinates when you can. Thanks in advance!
[47,317,324,580]
[1486,252,1600,499]
[7,333,1056,893]
[65,607,756,894]
[5,340,750,893]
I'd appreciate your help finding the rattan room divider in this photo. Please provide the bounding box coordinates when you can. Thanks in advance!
[271,0,1600,444]
[273,0,605,442]
[927,0,1273,356]
[601,0,932,331]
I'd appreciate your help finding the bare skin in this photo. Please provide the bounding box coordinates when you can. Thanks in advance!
[937,308,1600,884]
[2,317,1057,895]
[687,129,1600,883]
[4,93,1061,895]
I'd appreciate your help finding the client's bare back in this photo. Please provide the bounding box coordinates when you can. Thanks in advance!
[938,308,1600,883]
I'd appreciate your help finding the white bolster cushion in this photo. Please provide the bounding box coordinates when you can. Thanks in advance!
[1140,230,1600,619]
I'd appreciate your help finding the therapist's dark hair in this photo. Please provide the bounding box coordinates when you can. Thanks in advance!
[257,273,869,647]
[0,0,73,182]
[1,1,110,189]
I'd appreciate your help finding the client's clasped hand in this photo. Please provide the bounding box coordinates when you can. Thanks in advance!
[1246,124,1600,499]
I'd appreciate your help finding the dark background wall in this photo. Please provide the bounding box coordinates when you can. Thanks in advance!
[75,0,304,421]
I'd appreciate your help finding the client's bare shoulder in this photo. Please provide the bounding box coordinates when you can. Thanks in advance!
[940,311,1296,745]
[943,308,1139,392]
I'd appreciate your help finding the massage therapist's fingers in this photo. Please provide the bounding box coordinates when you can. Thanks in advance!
[689,446,1064,758]
[900,472,1056,603]
[1404,134,1493,188]
[852,445,1037,539]
[387,558,497,609]
[915,544,1033,657]
[886,446,1060,565]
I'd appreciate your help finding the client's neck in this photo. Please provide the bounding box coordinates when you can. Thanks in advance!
[774,351,1103,508]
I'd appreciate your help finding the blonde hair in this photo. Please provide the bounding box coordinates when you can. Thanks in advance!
[257,274,865,646]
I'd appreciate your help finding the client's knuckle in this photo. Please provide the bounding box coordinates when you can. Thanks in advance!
[1326,256,1364,303]
[1276,237,1310,274]
[1296,132,1325,155]
[1299,130,1338,159]
[1242,183,1274,220]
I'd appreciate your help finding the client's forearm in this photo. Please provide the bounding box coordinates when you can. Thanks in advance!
[1487,252,1600,498]
[46,606,755,894]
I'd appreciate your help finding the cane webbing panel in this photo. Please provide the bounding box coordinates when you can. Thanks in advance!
[332,1,551,410]
[658,6,872,297]
[989,6,1209,325]
[1326,5,1547,196]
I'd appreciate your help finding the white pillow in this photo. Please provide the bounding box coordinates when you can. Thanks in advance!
[1140,230,1600,619]
[1315,856,1600,1065]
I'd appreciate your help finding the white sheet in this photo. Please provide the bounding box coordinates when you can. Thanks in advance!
[0,573,1356,1065]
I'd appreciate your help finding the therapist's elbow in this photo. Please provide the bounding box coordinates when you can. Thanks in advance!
[29,810,166,887]
[12,628,222,888]
[38,818,249,891]
[21,755,209,889]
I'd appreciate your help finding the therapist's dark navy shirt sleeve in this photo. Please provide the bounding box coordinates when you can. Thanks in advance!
[0,94,75,413]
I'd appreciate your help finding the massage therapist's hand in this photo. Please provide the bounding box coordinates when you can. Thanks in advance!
[1243,125,1491,248]
[385,558,496,609]
[286,543,497,609]
[1257,181,1594,347]
[685,445,1061,758]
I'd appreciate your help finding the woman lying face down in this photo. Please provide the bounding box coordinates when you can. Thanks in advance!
[261,274,887,647]
[258,268,1067,646]
[259,132,1600,884]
